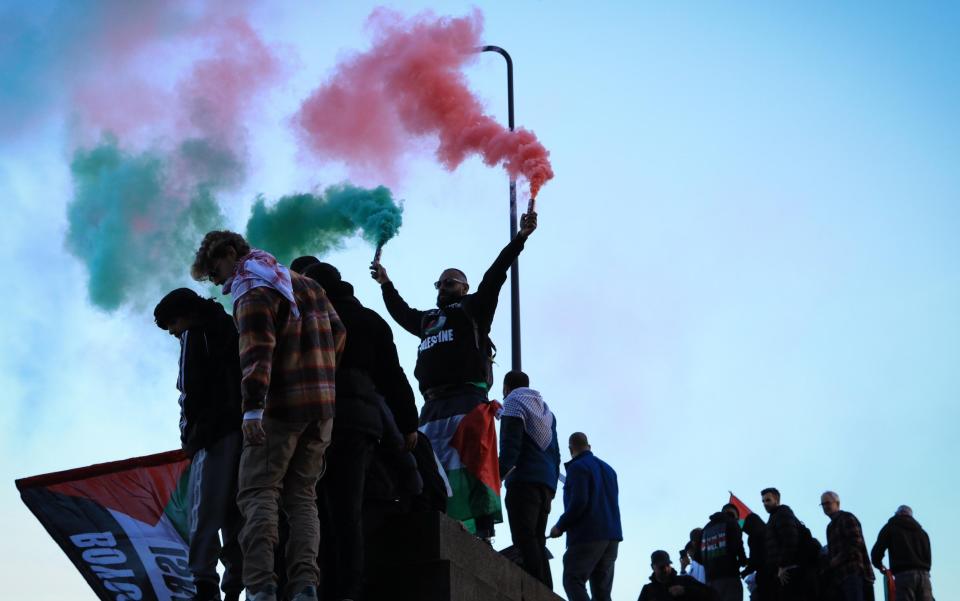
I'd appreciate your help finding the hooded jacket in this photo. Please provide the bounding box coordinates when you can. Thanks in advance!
[177,304,242,457]
[637,571,716,601]
[870,514,931,573]
[324,281,418,438]
[701,511,746,580]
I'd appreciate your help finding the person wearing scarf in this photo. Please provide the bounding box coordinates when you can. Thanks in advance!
[191,231,346,601]
[499,370,560,588]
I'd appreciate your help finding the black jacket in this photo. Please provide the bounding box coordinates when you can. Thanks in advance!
[637,571,717,601]
[701,511,746,580]
[381,234,527,392]
[870,514,931,573]
[177,306,242,457]
[765,504,801,569]
[741,513,767,577]
[326,282,418,437]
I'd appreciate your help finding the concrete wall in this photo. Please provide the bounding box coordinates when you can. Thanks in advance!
[366,511,564,601]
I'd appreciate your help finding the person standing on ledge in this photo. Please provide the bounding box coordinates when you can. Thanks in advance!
[370,210,538,541]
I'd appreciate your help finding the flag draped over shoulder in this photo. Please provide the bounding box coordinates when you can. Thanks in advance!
[15,450,196,601]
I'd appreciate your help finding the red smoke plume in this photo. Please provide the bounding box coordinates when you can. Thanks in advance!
[295,9,554,198]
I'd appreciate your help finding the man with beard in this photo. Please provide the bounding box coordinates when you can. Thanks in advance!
[370,210,538,540]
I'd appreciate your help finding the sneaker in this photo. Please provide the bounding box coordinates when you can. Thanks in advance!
[190,581,221,601]
[289,585,318,601]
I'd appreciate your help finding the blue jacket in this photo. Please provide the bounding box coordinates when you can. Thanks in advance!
[499,413,561,491]
[553,451,623,545]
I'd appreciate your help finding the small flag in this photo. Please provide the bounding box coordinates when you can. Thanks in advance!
[729,491,754,527]
[883,571,896,601]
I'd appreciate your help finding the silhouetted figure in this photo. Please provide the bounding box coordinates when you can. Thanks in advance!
[819,491,875,601]
[154,288,244,601]
[637,550,717,601]
[192,231,345,601]
[870,505,934,601]
[701,503,746,601]
[303,261,419,601]
[371,210,539,539]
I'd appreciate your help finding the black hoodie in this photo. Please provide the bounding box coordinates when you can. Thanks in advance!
[381,234,526,392]
[870,514,931,573]
[701,511,746,580]
[637,571,716,601]
[177,304,242,457]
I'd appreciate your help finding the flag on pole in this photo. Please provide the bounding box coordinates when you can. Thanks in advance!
[728,491,754,527]
[882,570,896,601]
[15,450,196,601]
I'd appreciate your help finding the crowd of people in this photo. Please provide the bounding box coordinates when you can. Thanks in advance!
[152,210,933,601]
[646,489,936,601]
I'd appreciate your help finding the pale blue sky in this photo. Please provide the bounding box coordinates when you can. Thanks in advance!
[2,2,958,599]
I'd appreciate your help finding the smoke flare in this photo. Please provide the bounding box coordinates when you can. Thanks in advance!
[245,184,403,265]
[295,9,554,198]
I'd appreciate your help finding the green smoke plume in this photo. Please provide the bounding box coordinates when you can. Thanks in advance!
[245,183,403,264]
[66,137,228,311]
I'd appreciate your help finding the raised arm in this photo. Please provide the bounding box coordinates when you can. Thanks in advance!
[467,211,537,324]
[371,263,425,336]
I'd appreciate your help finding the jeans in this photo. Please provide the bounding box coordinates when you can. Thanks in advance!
[505,482,554,588]
[324,430,376,600]
[188,431,244,594]
[237,417,332,597]
[562,540,619,601]
[894,570,933,601]
[838,573,864,601]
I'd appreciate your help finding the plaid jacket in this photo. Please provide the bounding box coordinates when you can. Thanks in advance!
[827,510,874,582]
[234,273,345,421]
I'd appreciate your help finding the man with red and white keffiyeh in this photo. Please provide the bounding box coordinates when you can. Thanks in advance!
[191,231,345,601]
[498,370,560,588]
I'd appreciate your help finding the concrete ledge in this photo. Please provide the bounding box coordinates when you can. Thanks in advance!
[366,511,564,601]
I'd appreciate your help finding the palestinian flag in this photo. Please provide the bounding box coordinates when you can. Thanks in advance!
[421,397,502,533]
[728,491,754,526]
[16,450,196,601]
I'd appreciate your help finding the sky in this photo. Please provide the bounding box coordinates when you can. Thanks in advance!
[2,1,958,600]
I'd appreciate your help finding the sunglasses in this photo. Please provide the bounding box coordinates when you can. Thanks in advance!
[434,278,466,289]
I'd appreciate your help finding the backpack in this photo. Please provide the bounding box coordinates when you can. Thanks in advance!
[796,521,822,567]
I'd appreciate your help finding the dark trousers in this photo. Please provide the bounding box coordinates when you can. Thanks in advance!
[187,431,243,595]
[894,570,933,601]
[505,482,554,588]
[324,430,376,600]
[562,540,619,601]
[837,574,864,601]
[709,575,744,601]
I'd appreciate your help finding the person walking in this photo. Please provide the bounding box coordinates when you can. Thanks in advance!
[549,432,622,601]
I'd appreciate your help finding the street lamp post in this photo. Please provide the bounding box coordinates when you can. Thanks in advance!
[480,44,522,372]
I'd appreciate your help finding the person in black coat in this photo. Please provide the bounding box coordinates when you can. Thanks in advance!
[871,505,934,601]
[154,288,244,601]
[638,550,717,601]
[701,504,746,601]
[303,262,419,601]
[741,513,771,601]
